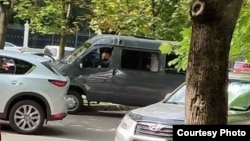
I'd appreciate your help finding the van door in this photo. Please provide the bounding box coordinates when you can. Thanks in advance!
[73,45,116,102]
[111,49,171,106]
[112,48,185,106]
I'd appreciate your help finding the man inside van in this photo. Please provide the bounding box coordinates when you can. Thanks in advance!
[99,49,111,68]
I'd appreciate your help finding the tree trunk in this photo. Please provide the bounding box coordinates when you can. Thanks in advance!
[0,3,9,49]
[185,0,243,124]
[59,30,66,59]
[58,1,71,60]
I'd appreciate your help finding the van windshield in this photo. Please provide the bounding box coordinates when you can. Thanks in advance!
[61,42,91,64]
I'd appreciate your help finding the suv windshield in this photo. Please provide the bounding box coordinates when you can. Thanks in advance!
[165,80,250,110]
[61,42,91,64]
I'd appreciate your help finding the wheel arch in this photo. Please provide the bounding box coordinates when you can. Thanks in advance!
[2,92,51,120]
[68,83,87,96]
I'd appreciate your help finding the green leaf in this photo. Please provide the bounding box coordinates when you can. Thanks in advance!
[159,42,172,54]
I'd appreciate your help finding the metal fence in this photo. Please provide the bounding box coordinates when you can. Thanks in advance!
[6,23,95,49]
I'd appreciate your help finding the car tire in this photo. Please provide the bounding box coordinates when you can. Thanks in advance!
[66,91,83,114]
[9,100,45,134]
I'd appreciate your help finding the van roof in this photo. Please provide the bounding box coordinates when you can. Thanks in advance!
[86,34,179,51]
[44,45,75,51]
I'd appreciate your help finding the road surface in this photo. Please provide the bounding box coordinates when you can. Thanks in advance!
[1,110,127,141]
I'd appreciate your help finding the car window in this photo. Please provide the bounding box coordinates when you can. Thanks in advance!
[121,49,159,72]
[14,59,34,74]
[81,47,113,68]
[234,62,245,68]
[0,57,15,74]
[62,42,91,64]
[166,85,186,104]
[228,81,250,110]
[0,57,33,75]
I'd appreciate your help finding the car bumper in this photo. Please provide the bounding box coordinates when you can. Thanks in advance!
[48,95,68,120]
[115,125,171,141]
[48,112,67,120]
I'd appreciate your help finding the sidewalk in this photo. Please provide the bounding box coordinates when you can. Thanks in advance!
[2,132,85,141]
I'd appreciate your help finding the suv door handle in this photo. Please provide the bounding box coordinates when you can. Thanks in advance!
[10,80,23,85]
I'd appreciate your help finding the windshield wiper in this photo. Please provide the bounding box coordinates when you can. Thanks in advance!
[163,101,179,104]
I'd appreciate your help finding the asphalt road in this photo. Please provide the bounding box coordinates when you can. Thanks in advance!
[1,110,127,141]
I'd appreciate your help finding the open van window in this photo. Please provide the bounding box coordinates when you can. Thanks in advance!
[80,47,113,68]
[121,49,159,72]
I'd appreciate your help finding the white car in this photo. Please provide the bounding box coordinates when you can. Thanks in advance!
[43,45,75,61]
[115,72,250,141]
[0,50,69,134]
[4,42,22,52]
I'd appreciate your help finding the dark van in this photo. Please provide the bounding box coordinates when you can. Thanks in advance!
[55,34,186,114]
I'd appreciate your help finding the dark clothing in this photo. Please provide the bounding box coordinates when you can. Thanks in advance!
[100,59,110,68]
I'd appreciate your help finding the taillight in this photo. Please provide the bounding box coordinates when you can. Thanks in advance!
[48,79,67,87]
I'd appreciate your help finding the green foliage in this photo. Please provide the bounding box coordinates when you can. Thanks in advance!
[172,1,250,71]
[14,0,91,34]
[230,1,250,62]
[90,0,190,41]
[170,27,191,71]
[159,42,174,54]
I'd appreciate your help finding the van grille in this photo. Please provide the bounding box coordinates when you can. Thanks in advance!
[135,122,173,139]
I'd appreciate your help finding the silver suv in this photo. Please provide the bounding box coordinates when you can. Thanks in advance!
[0,50,69,134]
[115,72,250,141]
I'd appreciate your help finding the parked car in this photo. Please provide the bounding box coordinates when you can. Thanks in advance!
[115,72,250,141]
[0,50,69,134]
[3,42,22,52]
[233,61,250,73]
[23,52,56,63]
[55,34,185,114]
[43,45,75,61]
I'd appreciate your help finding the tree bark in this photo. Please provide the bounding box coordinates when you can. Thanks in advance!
[59,1,72,60]
[0,2,9,49]
[185,0,243,124]
[0,0,15,50]
[59,30,66,59]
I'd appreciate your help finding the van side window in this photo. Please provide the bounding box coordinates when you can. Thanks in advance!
[121,49,159,72]
[82,47,113,68]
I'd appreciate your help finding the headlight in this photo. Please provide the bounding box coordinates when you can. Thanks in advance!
[120,114,135,130]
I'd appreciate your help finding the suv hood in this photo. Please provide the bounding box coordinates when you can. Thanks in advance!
[130,102,184,125]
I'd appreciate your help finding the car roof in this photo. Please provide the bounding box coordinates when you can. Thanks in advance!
[0,49,50,63]
[86,34,179,51]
